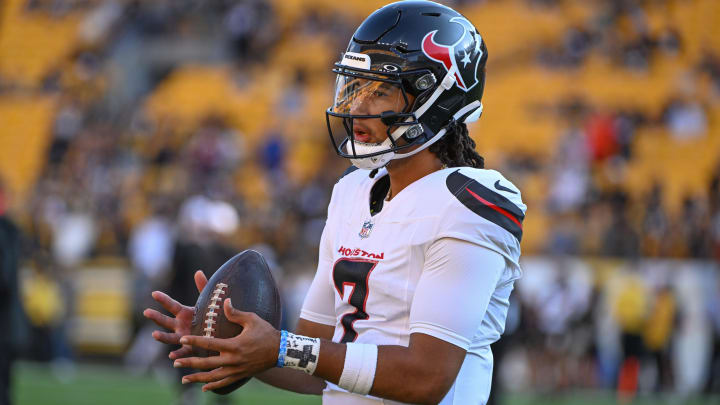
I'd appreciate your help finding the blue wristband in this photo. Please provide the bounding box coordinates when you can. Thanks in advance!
[277,330,288,368]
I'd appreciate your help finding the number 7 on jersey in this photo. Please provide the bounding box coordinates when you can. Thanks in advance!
[332,258,378,343]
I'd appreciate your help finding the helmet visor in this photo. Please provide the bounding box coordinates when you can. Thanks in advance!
[331,74,408,116]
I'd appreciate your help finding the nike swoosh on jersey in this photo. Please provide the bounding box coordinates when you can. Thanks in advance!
[447,171,524,242]
[494,180,517,194]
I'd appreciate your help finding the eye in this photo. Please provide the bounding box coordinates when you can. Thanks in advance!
[373,90,387,97]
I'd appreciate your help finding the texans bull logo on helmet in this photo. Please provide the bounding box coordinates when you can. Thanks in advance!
[421,17,484,92]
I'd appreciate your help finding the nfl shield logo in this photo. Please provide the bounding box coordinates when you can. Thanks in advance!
[359,220,374,239]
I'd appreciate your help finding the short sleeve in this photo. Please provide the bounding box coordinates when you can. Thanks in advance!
[438,169,525,275]
[408,237,505,349]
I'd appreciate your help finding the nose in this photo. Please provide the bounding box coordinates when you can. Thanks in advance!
[349,92,371,115]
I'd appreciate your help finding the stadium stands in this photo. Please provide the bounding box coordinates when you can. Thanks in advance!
[2,1,720,401]
[1,0,718,258]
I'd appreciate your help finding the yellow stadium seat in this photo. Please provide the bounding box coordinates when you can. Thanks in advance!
[0,0,86,88]
[625,128,719,213]
[0,95,56,204]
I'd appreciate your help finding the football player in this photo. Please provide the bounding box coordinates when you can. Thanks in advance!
[144,1,526,404]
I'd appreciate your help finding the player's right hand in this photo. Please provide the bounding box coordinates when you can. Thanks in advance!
[143,270,208,360]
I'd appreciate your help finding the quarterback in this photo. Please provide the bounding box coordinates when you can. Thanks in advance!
[144,1,526,404]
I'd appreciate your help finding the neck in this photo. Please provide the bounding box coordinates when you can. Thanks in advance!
[385,149,444,200]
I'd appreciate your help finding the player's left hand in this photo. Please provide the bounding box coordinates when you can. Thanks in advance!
[173,298,281,392]
[143,270,208,360]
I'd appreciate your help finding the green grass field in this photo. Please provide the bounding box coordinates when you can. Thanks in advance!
[13,361,319,405]
[12,361,719,405]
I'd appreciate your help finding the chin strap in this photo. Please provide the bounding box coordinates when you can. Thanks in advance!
[348,138,396,170]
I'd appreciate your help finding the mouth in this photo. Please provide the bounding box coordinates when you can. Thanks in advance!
[352,123,372,143]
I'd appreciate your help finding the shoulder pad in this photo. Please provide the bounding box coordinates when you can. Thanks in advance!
[445,169,525,242]
[336,165,359,183]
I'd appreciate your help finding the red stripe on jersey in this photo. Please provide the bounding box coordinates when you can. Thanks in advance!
[465,187,523,229]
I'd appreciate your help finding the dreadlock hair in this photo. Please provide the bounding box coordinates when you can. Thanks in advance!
[429,120,484,169]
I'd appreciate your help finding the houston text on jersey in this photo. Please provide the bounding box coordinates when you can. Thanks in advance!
[337,246,385,260]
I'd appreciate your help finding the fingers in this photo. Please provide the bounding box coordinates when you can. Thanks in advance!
[194,270,208,293]
[143,308,175,331]
[179,335,234,353]
[201,373,250,392]
[181,366,245,385]
[169,345,194,360]
[151,291,184,316]
[151,330,181,345]
[223,299,255,325]
[174,354,227,370]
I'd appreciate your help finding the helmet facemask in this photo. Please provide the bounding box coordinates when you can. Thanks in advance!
[326,54,437,170]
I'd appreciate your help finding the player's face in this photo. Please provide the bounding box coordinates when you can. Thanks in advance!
[336,78,414,144]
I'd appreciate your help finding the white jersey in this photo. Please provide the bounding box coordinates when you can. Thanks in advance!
[301,166,526,405]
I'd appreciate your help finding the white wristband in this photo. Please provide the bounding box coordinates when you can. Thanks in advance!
[338,343,378,395]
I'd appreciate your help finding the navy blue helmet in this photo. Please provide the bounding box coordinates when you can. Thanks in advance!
[326,0,488,169]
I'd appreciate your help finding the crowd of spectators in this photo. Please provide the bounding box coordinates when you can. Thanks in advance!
[534,93,719,259]
[493,257,720,402]
[514,0,720,261]
[1,0,719,401]
[535,1,684,70]
[11,0,717,273]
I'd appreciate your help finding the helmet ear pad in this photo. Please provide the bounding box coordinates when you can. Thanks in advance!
[417,65,486,134]
[420,89,466,135]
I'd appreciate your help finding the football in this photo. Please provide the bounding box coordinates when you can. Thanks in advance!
[190,249,282,394]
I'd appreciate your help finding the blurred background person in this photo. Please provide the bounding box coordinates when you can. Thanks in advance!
[0,180,26,405]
